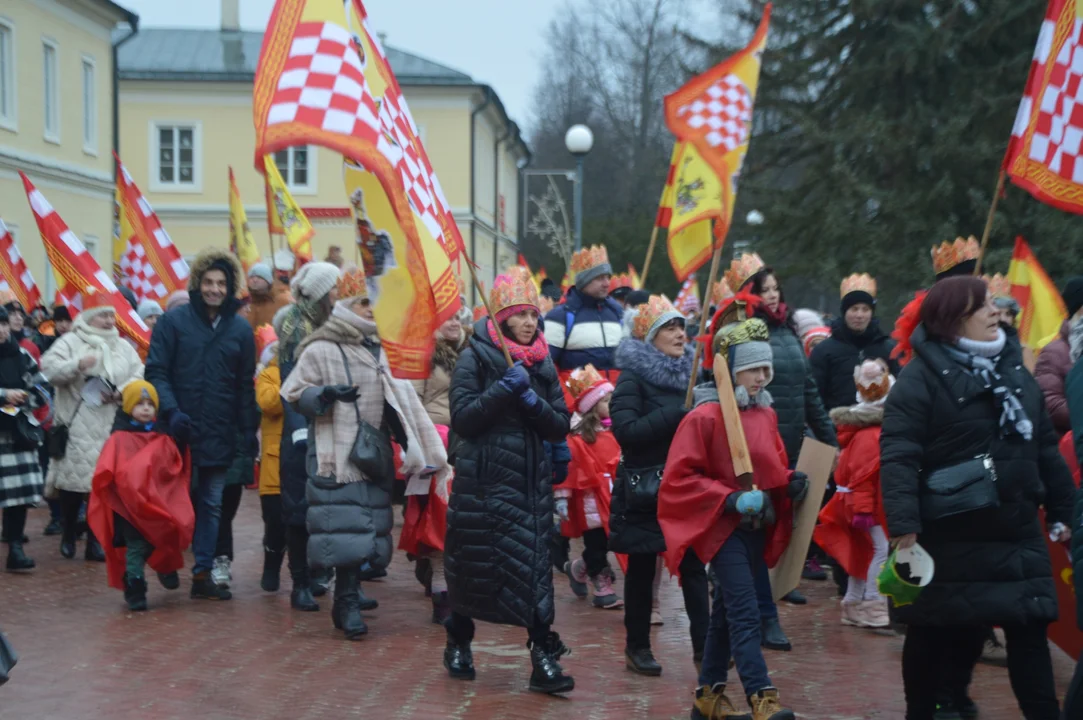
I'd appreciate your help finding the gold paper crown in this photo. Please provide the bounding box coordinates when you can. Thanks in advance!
[490,271,540,316]
[337,268,368,300]
[723,252,765,292]
[840,273,877,299]
[566,364,606,400]
[984,273,1012,299]
[713,317,770,359]
[569,245,609,277]
[711,279,734,306]
[609,273,633,291]
[632,295,680,341]
[931,236,980,276]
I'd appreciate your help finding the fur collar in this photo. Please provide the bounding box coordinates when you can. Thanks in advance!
[432,328,471,373]
[615,337,694,392]
[829,403,884,428]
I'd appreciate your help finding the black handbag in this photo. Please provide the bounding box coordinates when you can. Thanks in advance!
[619,458,664,513]
[336,345,395,483]
[12,411,44,451]
[920,454,1000,522]
[46,397,84,460]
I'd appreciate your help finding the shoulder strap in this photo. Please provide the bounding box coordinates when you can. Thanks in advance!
[564,307,576,344]
[335,344,363,427]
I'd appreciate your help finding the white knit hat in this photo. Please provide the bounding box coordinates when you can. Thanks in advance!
[247,262,273,285]
[792,308,825,339]
[290,262,340,301]
[273,248,296,273]
[136,299,164,321]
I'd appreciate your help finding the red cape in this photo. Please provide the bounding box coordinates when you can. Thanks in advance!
[813,423,887,578]
[658,403,793,577]
[560,431,620,538]
[398,424,450,555]
[87,431,194,590]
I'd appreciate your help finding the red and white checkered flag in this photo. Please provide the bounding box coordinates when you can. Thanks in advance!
[0,219,41,310]
[19,172,150,347]
[674,277,701,315]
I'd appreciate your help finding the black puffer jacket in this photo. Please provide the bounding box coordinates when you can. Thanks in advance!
[880,325,1076,627]
[445,319,570,628]
[609,337,694,555]
[809,317,898,411]
[756,309,836,463]
[145,248,256,468]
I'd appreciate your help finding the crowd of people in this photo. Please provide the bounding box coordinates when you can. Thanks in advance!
[1,237,1082,720]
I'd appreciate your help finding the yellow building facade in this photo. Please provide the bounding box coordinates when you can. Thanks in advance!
[0,0,137,304]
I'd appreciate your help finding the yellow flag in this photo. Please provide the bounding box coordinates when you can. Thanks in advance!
[228,167,261,275]
[263,155,314,263]
[1007,236,1067,350]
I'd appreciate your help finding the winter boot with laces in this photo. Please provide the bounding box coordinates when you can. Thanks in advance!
[260,548,283,593]
[590,567,623,608]
[331,568,367,640]
[124,575,148,612]
[691,683,752,719]
[564,558,588,598]
[5,542,34,572]
[528,632,574,695]
[748,687,794,720]
[625,646,662,676]
[443,636,476,680]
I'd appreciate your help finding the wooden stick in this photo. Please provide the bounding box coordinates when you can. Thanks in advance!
[463,257,514,368]
[974,170,1007,276]
[714,353,754,489]
[684,240,724,408]
[640,224,661,286]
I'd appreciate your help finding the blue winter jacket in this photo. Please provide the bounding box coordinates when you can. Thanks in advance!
[543,288,624,373]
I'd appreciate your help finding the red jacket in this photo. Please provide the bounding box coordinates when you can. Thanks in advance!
[658,402,793,577]
[1036,321,1072,436]
[561,430,620,538]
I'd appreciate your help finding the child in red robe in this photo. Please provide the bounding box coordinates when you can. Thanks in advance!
[814,359,893,630]
[659,318,802,720]
[87,380,194,612]
[557,364,622,609]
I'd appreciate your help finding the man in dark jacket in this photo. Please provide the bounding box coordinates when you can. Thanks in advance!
[146,247,256,601]
[810,274,898,411]
[1036,276,1083,436]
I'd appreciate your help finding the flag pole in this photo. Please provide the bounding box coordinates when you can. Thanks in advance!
[684,232,723,408]
[640,225,661,286]
[974,170,1007,276]
[462,255,515,368]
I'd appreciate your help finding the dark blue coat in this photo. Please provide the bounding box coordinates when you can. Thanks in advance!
[146,280,256,468]
[543,288,624,373]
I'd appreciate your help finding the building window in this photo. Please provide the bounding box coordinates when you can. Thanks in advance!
[154,124,198,187]
[83,235,98,265]
[82,56,96,154]
[274,146,313,190]
[43,38,58,142]
[0,19,14,131]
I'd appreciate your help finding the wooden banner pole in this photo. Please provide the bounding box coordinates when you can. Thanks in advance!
[640,225,661,286]
[974,170,1007,276]
[684,238,724,408]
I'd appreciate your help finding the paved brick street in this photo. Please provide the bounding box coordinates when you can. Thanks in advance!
[0,493,1075,720]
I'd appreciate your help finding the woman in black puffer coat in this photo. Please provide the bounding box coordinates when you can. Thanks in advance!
[880,277,1075,720]
[443,273,572,695]
[609,296,707,676]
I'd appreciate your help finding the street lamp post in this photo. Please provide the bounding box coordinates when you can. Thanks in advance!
[564,124,594,252]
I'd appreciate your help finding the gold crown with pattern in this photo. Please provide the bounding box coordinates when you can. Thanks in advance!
[569,245,609,277]
[566,364,606,399]
[713,317,770,360]
[931,236,981,276]
[632,295,681,341]
[984,273,1012,299]
[609,273,634,290]
[337,268,368,300]
[711,279,734,306]
[490,271,540,315]
[840,273,877,299]
[723,252,765,292]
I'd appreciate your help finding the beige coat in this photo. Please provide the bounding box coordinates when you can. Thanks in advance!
[409,332,469,427]
[41,321,144,494]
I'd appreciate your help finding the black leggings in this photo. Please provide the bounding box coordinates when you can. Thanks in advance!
[1,505,27,542]
[581,528,610,577]
[59,489,88,542]
[447,610,550,646]
[624,549,709,655]
[214,484,244,560]
[260,494,286,555]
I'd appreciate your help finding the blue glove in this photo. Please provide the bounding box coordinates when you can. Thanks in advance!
[518,388,544,417]
[498,362,530,396]
[168,410,192,446]
[726,489,765,516]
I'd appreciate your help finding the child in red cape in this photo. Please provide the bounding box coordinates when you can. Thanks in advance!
[813,359,893,630]
[659,318,802,720]
[87,380,194,611]
[557,364,622,609]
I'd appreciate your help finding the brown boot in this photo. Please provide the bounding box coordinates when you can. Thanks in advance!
[692,684,751,720]
[748,687,794,720]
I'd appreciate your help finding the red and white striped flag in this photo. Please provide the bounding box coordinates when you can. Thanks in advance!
[674,276,701,315]
[114,154,189,303]
[20,172,150,347]
[0,219,41,310]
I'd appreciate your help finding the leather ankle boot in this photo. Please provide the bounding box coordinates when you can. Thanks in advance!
[528,632,574,695]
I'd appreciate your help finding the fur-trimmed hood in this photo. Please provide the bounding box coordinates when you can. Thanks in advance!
[614,337,694,392]
[432,326,473,373]
[187,246,245,299]
[829,403,883,429]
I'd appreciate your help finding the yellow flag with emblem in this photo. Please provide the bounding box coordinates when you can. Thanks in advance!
[263,155,315,263]
[228,167,261,275]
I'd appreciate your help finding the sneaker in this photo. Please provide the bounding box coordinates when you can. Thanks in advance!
[801,558,827,581]
[748,687,794,720]
[211,556,231,589]
[860,598,890,628]
[191,571,232,600]
[590,569,623,609]
[650,608,664,626]
[564,558,589,599]
[840,600,864,627]
[692,683,751,720]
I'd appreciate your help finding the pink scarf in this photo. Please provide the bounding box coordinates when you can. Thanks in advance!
[487,319,550,367]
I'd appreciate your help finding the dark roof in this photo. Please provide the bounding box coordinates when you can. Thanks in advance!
[116,28,474,85]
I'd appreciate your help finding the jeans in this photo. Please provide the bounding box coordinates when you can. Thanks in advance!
[752,552,777,620]
[699,529,772,698]
[624,549,709,656]
[214,483,244,560]
[903,623,1059,720]
[190,466,227,575]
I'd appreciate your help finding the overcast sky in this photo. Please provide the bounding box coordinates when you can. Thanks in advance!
[118,0,559,130]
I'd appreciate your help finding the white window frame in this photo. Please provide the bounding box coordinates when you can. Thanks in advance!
[149,120,203,193]
[272,145,317,195]
[42,37,59,144]
[81,55,97,155]
[0,17,16,133]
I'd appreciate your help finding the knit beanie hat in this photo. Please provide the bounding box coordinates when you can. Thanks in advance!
[52,305,72,323]
[137,299,164,322]
[854,358,894,406]
[791,308,825,339]
[165,290,189,311]
[121,380,159,416]
[290,261,340,302]
[566,365,614,415]
[631,295,684,344]
[713,318,773,384]
[247,262,274,286]
[802,326,831,356]
[1063,276,1083,317]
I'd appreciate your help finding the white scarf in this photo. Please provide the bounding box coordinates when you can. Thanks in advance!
[72,311,122,384]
